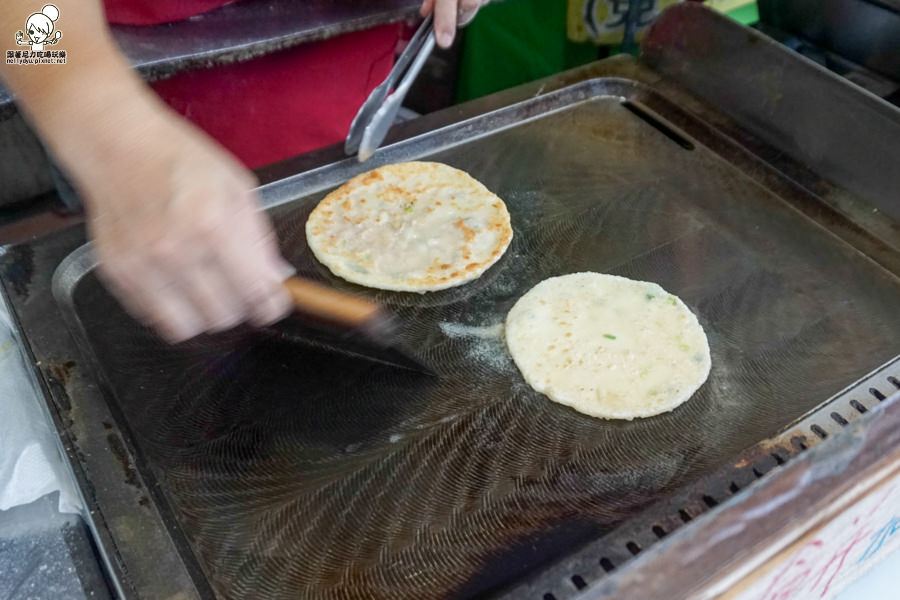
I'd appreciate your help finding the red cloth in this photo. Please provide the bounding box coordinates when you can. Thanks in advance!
[150,24,399,168]
[104,0,236,25]
[104,1,400,168]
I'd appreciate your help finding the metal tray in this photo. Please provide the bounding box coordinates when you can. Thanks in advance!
[48,73,900,600]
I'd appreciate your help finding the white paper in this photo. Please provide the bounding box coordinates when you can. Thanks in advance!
[0,301,81,514]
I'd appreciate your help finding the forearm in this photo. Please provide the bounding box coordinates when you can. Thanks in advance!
[0,1,157,178]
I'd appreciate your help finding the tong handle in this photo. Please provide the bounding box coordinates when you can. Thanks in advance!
[391,14,435,90]
[357,31,435,162]
[344,15,434,156]
[283,276,379,328]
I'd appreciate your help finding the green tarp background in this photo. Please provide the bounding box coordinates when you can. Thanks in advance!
[456,1,759,102]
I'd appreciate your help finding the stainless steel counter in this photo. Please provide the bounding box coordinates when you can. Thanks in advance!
[1,5,899,599]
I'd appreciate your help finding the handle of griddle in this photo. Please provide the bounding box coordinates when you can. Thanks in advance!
[283,277,380,328]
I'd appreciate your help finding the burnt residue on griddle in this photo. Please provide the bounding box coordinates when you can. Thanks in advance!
[46,359,76,387]
[0,244,35,299]
[43,359,76,414]
[106,432,139,488]
[46,360,77,415]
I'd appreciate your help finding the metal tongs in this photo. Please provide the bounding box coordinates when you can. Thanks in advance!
[344,15,436,163]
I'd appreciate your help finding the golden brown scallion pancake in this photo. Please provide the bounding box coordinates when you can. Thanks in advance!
[305,162,512,292]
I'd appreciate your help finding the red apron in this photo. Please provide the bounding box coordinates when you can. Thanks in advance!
[103,1,400,168]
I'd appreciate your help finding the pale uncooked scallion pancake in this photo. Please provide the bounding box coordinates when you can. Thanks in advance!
[305,162,513,292]
[505,273,711,420]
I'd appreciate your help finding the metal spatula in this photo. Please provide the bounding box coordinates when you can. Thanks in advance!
[275,276,434,374]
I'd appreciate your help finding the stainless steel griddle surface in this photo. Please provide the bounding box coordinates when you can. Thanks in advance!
[59,81,900,599]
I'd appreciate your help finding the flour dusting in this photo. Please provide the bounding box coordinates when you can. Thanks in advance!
[438,321,513,373]
[439,322,504,340]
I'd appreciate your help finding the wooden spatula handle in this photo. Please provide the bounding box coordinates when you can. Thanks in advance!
[283,276,380,328]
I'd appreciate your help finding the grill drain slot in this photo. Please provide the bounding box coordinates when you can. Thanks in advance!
[850,399,868,413]
[870,387,887,401]
[622,100,696,150]
[791,436,808,451]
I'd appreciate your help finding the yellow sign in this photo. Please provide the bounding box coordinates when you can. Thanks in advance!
[567,0,680,45]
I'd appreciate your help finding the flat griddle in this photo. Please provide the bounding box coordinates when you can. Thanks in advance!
[2,7,900,600]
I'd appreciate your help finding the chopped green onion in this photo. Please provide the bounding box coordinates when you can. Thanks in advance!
[646,294,655,300]
[668,297,677,306]
[604,334,616,340]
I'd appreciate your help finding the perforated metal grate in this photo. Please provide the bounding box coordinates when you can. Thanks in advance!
[512,360,900,600]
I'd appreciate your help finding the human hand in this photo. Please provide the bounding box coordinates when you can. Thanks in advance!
[2,1,291,343]
[420,0,489,48]
[67,100,294,343]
